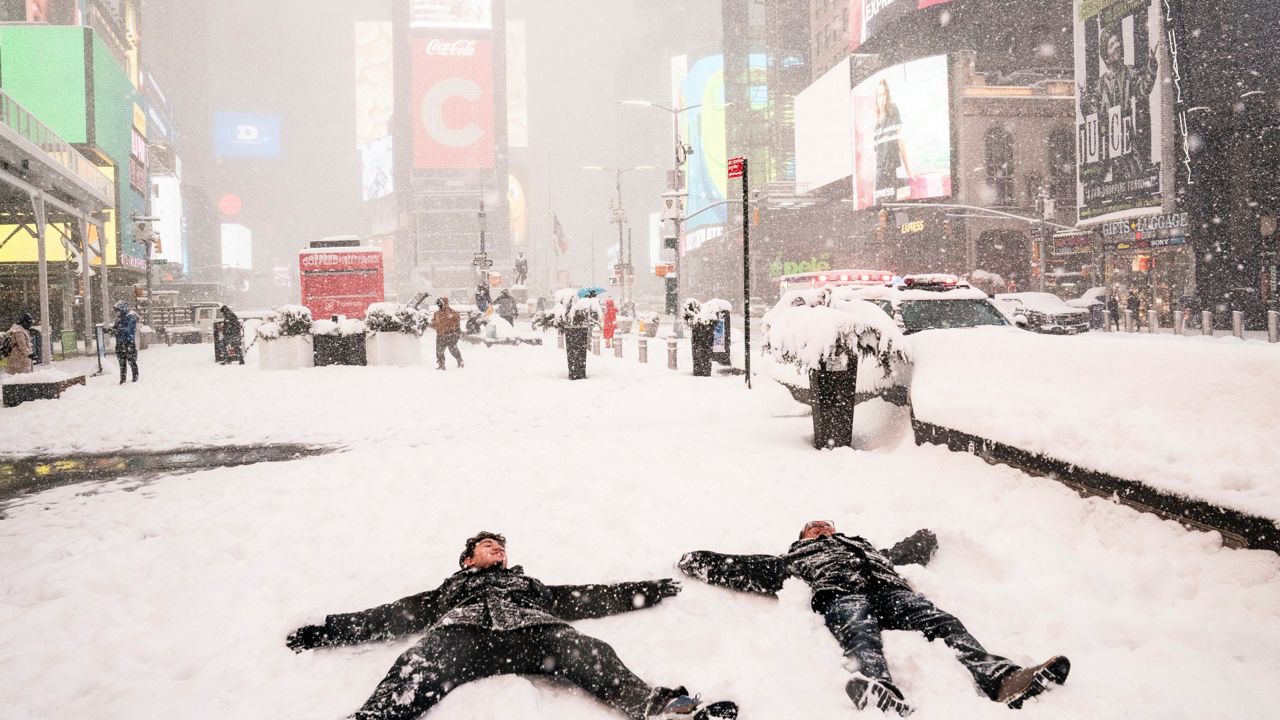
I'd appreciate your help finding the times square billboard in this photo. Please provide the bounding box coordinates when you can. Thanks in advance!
[849,0,952,52]
[411,36,496,170]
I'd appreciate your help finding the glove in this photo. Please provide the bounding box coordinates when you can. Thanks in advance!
[285,624,328,653]
[653,578,682,599]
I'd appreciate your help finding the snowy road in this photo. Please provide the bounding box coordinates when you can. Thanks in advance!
[2,339,1278,719]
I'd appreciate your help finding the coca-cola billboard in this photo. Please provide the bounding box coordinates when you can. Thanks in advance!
[412,36,495,170]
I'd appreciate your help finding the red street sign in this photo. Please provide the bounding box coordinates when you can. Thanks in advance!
[218,194,243,217]
[727,156,745,179]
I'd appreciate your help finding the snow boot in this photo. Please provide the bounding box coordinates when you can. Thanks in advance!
[647,687,737,720]
[846,674,914,717]
[436,362,446,370]
[997,655,1070,709]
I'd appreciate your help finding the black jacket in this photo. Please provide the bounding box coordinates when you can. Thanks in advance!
[315,565,673,646]
[679,530,937,611]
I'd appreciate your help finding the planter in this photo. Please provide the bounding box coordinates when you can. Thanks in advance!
[366,332,423,367]
[690,323,715,377]
[616,318,634,335]
[643,320,661,338]
[314,333,367,366]
[258,335,315,371]
[564,325,590,380]
[2,375,85,407]
[809,366,858,449]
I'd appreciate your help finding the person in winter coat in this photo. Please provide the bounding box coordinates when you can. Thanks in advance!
[1106,296,1121,331]
[602,298,619,348]
[678,520,1070,716]
[218,306,245,365]
[110,301,140,384]
[1126,290,1142,329]
[286,532,736,720]
[494,289,518,325]
[4,313,35,375]
[430,297,463,370]
[475,284,491,312]
[514,252,529,285]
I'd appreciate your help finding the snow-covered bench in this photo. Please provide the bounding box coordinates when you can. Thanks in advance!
[2,369,86,408]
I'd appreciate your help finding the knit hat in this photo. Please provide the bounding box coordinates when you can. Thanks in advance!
[459,531,506,568]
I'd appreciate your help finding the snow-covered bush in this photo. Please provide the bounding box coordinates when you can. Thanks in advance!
[761,292,911,390]
[275,305,313,337]
[683,298,731,327]
[365,303,427,336]
[536,288,602,330]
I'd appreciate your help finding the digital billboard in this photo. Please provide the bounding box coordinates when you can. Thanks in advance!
[151,175,186,268]
[850,54,952,210]
[680,55,728,234]
[361,136,394,201]
[411,0,491,30]
[214,112,282,159]
[508,167,529,249]
[354,21,394,147]
[506,20,529,148]
[1073,0,1164,224]
[220,224,253,271]
[849,0,951,52]
[411,37,495,169]
[22,0,80,23]
[795,57,853,192]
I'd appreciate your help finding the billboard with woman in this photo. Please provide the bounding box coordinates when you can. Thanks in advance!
[850,55,953,210]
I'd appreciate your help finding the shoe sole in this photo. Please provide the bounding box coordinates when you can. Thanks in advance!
[846,680,914,717]
[1005,656,1071,709]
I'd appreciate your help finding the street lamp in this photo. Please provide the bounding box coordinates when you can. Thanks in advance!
[619,99,732,336]
[581,164,657,307]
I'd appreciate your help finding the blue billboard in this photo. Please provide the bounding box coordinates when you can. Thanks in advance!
[214,112,282,158]
[681,56,727,232]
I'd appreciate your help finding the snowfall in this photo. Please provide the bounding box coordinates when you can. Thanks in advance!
[1,325,1279,720]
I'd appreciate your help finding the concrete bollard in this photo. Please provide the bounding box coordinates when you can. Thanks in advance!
[1201,311,1214,336]
[613,337,624,358]
[1268,311,1279,343]
[591,335,601,355]
[1148,309,1160,335]
[667,339,678,370]
[1174,310,1185,335]
[1123,309,1134,333]
[1232,311,1245,339]
[638,337,648,364]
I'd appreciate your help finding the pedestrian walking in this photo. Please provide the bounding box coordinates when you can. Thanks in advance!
[218,305,245,365]
[1107,295,1121,331]
[602,298,619,348]
[431,298,463,370]
[475,284,491,313]
[1126,290,1142,330]
[3,313,36,375]
[494,289,518,326]
[285,531,736,720]
[679,520,1070,716]
[110,301,140,384]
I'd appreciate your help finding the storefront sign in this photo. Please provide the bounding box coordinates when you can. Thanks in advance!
[1052,231,1097,257]
[1101,211,1188,250]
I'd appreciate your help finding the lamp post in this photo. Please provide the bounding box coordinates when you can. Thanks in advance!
[619,100,731,337]
[581,164,656,308]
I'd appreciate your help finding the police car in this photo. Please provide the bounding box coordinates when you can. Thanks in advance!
[842,274,1011,334]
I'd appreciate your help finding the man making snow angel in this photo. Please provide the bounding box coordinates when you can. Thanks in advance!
[286,532,737,720]
[678,520,1070,716]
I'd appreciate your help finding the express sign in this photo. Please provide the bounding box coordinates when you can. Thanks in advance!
[412,37,495,170]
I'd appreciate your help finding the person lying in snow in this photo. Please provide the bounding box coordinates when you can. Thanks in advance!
[287,532,737,720]
[678,520,1069,716]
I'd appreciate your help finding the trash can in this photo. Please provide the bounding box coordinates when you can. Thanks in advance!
[710,310,731,366]
[314,333,367,366]
[691,322,715,377]
[564,325,590,380]
[213,321,246,364]
[809,365,857,449]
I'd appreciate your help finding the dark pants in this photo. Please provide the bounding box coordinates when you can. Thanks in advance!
[435,332,462,367]
[822,589,1018,700]
[353,624,658,720]
[116,340,138,382]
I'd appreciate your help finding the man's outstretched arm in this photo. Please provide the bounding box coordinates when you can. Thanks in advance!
[678,551,790,596]
[545,579,682,620]
[880,529,938,567]
[286,589,441,652]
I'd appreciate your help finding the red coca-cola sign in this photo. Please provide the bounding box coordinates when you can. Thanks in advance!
[425,38,477,57]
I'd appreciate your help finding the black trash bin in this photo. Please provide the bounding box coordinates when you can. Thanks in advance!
[809,365,857,449]
[30,328,43,365]
[691,322,715,377]
[314,333,367,366]
[564,325,590,380]
[213,321,245,364]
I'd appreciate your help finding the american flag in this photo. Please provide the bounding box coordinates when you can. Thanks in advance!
[553,213,568,255]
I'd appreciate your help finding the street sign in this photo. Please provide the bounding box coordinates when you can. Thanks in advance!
[472,253,493,268]
[727,156,745,179]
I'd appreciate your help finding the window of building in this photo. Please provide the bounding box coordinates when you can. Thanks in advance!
[985,126,1015,206]
[1048,125,1074,201]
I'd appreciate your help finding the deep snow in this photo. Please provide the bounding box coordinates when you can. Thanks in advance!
[1,336,1279,719]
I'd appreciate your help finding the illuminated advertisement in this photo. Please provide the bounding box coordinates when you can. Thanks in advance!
[220,224,253,271]
[849,0,951,52]
[850,54,952,210]
[795,57,853,192]
[151,175,186,267]
[361,136,394,201]
[1073,0,1164,224]
[680,55,728,234]
[354,22,394,147]
[214,112,282,159]
[18,0,79,23]
[506,20,529,148]
[410,0,491,30]
[508,166,529,250]
[411,36,494,169]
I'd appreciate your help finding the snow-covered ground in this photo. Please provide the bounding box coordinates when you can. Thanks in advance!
[2,335,1279,719]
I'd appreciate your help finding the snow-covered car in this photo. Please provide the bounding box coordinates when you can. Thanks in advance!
[846,276,1012,335]
[993,292,1091,334]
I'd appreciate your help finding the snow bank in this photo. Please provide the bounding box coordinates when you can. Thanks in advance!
[1,367,71,385]
[910,328,1280,518]
[762,298,911,390]
[311,318,367,336]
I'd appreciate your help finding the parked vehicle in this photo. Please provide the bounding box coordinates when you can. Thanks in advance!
[848,275,1012,335]
[777,268,896,296]
[993,292,1091,334]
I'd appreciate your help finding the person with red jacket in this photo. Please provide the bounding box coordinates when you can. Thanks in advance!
[431,298,463,370]
[602,298,619,348]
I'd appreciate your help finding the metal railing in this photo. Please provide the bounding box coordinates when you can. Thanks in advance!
[0,88,114,203]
